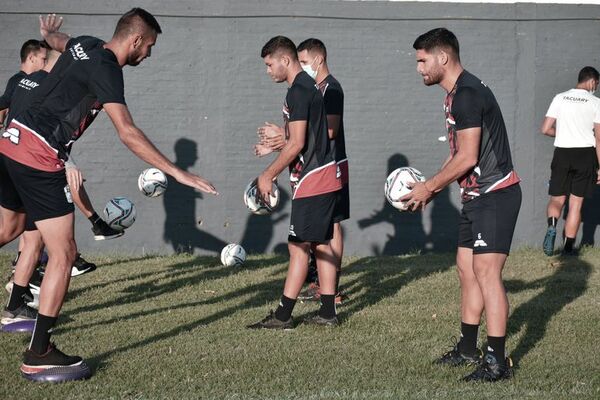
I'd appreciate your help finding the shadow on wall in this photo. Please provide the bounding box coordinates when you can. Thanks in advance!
[163,138,226,254]
[357,153,460,255]
[580,185,600,247]
[240,187,290,254]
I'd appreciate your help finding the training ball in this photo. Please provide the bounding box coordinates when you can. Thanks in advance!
[384,167,426,211]
[103,197,136,230]
[138,168,168,197]
[243,178,280,215]
[220,244,246,267]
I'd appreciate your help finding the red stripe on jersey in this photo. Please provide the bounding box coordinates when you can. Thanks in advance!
[293,161,342,200]
[0,121,63,172]
[485,170,521,193]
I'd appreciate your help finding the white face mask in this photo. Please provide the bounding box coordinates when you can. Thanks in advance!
[302,58,319,80]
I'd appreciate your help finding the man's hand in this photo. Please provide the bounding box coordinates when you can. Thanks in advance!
[254,143,274,158]
[400,181,434,211]
[65,164,83,193]
[175,170,218,195]
[256,173,273,204]
[39,14,63,39]
[258,122,285,151]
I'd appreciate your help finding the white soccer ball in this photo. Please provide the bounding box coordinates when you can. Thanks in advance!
[243,178,280,215]
[384,167,426,211]
[103,197,136,231]
[220,244,246,267]
[138,168,168,197]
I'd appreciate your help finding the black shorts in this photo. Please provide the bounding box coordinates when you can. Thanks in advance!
[288,192,337,243]
[0,154,74,223]
[458,184,521,255]
[549,147,598,198]
[333,184,350,223]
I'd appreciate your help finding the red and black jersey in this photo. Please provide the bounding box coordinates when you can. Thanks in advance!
[444,70,520,203]
[1,36,125,171]
[0,71,27,123]
[3,70,48,127]
[317,74,348,186]
[283,71,341,199]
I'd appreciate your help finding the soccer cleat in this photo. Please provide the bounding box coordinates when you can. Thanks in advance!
[1,304,38,326]
[71,254,97,277]
[246,310,294,330]
[298,283,320,302]
[303,314,339,327]
[435,341,483,367]
[543,226,556,256]
[21,343,91,382]
[462,353,513,382]
[92,218,124,241]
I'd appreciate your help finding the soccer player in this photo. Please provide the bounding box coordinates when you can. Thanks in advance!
[541,67,600,256]
[248,36,341,329]
[0,10,216,381]
[256,38,349,305]
[402,28,521,382]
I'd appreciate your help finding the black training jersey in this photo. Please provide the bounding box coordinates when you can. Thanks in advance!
[10,36,125,167]
[0,71,27,123]
[444,70,520,203]
[5,70,48,126]
[283,71,341,199]
[317,74,348,186]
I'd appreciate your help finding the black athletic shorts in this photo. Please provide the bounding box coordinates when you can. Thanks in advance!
[0,154,74,223]
[458,184,521,255]
[333,184,350,223]
[288,191,337,243]
[549,147,599,198]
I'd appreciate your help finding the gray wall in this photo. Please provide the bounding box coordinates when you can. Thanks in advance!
[1,1,599,256]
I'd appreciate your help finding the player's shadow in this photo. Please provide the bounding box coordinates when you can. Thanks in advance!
[163,138,227,254]
[580,185,600,247]
[505,257,591,365]
[358,153,459,254]
[240,188,290,254]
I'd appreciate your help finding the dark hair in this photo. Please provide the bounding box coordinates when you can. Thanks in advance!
[578,66,599,83]
[113,7,162,39]
[261,36,297,60]
[20,39,49,63]
[413,28,460,61]
[297,38,327,61]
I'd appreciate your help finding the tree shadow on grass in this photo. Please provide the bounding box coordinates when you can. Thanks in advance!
[505,256,591,365]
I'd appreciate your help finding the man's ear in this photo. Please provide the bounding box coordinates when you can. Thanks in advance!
[132,35,143,49]
[438,50,449,66]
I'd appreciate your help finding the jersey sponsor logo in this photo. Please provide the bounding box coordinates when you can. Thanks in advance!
[2,127,20,144]
[18,79,39,90]
[473,233,488,248]
[562,95,588,103]
[70,43,90,60]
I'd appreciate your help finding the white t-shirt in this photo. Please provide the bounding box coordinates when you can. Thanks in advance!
[545,88,600,148]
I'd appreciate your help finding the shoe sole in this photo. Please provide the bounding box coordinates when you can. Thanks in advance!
[94,232,124,241]
[1,320,35,333]
[543,231,556,256]
[21,361,92,383]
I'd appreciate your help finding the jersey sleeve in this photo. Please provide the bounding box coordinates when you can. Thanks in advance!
[0,74,19,110]
[545,95,561,119]
[89,62,126,105]
[323,85,343,115]
[452,86,484,131]
[287,86,311,122]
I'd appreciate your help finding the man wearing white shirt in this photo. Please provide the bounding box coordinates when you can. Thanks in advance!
[541,66,600,256]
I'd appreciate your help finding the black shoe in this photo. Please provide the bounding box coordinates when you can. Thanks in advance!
[247,310,293,330]
[463,353,513,382]
[298,283,320,302]
[304,314,339,327]
[71,254,97,277]
[435,340,483,367]
[21,343,91,382]
[92,219,124,241]
[1,304,38,325]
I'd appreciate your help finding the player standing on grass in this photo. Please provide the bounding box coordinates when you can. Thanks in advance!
[0,9,217,382]
[402,28,521,382]
[541,67,600,256]
[256,38,349,305]
[248,36,342,329]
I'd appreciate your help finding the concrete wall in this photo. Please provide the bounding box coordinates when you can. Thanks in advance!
[1,1,599,256]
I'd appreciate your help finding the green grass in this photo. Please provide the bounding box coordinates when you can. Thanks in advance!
[1,248,599,399]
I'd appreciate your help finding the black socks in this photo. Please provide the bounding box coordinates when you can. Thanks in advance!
[319,294,336,319]
[548,217,557,227]
[275,295,296,322]
[7,283,28,311]
[30,314,58,355]
[487,336,506,364]
[458,322,479,356]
